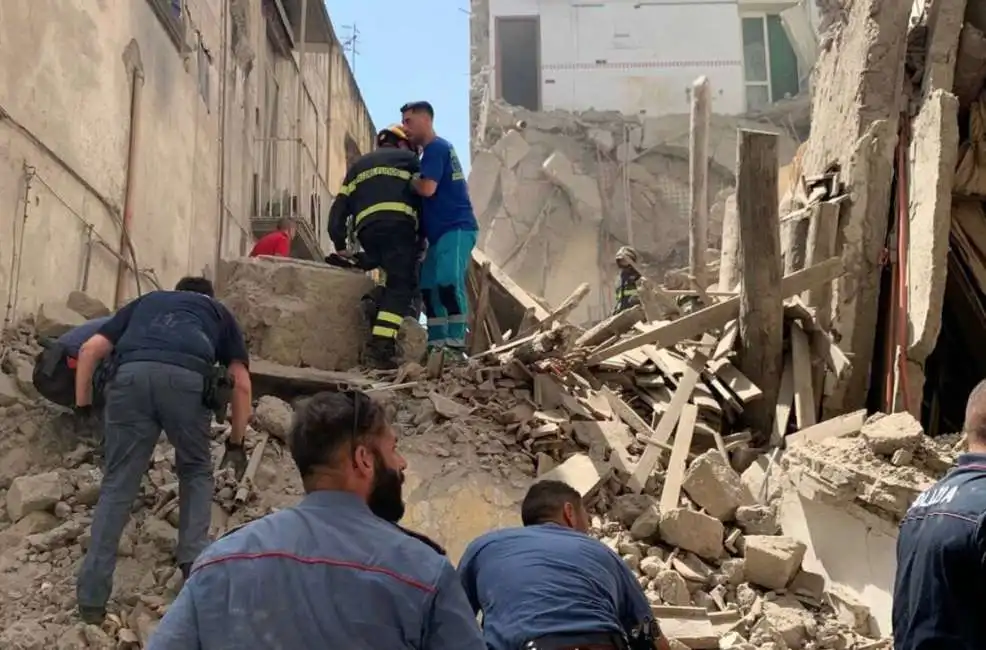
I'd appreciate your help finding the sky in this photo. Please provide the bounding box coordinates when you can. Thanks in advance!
[323,0,472,173]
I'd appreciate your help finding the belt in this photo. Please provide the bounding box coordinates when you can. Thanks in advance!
[117,349,213,376]
[524,632,628,650]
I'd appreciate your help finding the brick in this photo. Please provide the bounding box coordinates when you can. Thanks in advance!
[743,535,806,591]
[659,508,724,560]
[682,450,752,521]
[6,472,62,522]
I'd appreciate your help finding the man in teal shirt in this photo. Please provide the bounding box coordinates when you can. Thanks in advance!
[401,101,478,358]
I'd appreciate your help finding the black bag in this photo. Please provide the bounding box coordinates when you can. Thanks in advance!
[32,344,74,407]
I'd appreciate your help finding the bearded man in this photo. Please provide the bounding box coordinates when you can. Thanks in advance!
[147,390,484,649]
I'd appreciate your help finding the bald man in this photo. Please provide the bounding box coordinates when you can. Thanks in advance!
[892,380,986,650]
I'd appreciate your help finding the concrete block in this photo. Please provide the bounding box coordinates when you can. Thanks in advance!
[252,396,293,442]
[907,89,960,363]
[743,535,806,591]
[921,0,968,96]
[536,453,610,497]
[860,411,924,456]
[6,472,62,522]
[659,508,724,560]
[682,450,752,521]
[629,503,661,542]
[611,493,656,528]
[735,504,779,535]
[0,373,26,407]
[762,595,813,648]
[491,129,530,169]
[66,291,111,319]
[468,150,502,222]
[218,257,375,371]
[542,151,603,224]
[35,303,86,339]
[654,570,691,606]
[954,23,986,107]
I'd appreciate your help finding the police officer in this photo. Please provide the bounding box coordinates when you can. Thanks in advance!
[892,380,986,649]
[328,124,423,369]
[33,315,111,408]
[147,390,485,649]
[459,480,670,650]
[613,246,642,315]
[73,276,253,624]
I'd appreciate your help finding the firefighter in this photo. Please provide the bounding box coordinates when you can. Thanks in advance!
[613,246,642,315]
[328,125,423,370]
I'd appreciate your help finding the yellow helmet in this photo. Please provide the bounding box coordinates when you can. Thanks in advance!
[377,125,410,147]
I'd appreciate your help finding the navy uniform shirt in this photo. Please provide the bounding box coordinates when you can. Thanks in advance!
[148,491,487,649]
[97,290,248,368]
[57,317,111,357]
[893,453,986,650]
[458,523,655,649]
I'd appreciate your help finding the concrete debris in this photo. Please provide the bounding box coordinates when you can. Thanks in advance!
[471,101,799,324]
[66,291,111,320]
[252,395,294,443]
[682,450,753,521]
[35,302,87,339]
[743,535,807,591]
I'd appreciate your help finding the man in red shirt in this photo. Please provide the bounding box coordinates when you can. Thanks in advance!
[250,218,296,257]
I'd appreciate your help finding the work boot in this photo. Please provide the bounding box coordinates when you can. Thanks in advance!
[364,339,398,370]
[78,605,106,625]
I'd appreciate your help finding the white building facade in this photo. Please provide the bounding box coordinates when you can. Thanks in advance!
[476,0,821,118]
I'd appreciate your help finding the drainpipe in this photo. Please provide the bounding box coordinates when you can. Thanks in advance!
[295,0,309,240]
[324,36,334,194]
[114,62,145,309]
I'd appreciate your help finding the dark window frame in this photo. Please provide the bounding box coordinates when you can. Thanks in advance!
[147,0,188,51]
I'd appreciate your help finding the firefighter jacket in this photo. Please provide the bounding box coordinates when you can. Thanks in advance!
[613,268,641,315]
[328,148,422,251]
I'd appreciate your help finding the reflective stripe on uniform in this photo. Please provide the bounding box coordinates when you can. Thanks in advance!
[339,166,412,195]
[355,202,417,227]
[372,310,403,339]
[377,311,403,326]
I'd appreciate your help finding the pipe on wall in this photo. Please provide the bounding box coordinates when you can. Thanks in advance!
[115,62,146,308]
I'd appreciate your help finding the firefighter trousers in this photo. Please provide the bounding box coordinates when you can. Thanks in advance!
[357,218,420,342]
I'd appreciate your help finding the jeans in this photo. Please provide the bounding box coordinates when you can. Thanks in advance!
[420,228,477,348]
[77,361,213,610]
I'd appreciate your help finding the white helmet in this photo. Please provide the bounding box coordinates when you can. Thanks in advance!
[615,246,638,263]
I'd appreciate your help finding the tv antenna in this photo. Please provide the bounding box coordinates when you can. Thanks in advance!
[341,24,360,73]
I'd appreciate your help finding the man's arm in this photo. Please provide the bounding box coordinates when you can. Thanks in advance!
[217,308,252,445]
[422,561,486,649]
[74,296,143,406]
[145,577,202,650]
[412,143,445,198]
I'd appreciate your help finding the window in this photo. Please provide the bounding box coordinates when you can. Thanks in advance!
[741,15,800,111]
[495,16,541,111]
[147,0,188,51]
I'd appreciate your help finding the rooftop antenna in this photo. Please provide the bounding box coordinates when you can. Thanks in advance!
[341,23,360,73]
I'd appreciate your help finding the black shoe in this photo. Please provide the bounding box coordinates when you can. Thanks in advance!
[79,605,106,625]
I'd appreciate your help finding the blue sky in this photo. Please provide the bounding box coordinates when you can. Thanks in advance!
[324,0,472,172]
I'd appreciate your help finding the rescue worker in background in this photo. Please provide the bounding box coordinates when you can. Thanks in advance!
[401,101,478,359]
[614,246,642,315]
[328,125,423,369]
[147,390,486,649]
[250,217,296,257]
[33,315,111,409]
[73,276,253,625]
[459,480,670,650]
[892,379,986,649]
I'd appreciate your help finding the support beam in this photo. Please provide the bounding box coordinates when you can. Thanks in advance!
[689,77,711,292]
[718,194,739,292]
[802,201,840,328]
[735,130,783,436]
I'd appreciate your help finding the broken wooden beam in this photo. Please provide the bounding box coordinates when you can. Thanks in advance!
[585,256,844,365]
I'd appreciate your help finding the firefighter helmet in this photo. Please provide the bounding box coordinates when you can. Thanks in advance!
[377,125,410,148]
[615,246,638,263]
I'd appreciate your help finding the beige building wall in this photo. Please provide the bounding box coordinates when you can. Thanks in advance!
[0,0,373,325]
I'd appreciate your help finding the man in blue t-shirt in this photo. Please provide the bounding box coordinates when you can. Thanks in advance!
[72,276,254,625]
[401,101,478,357]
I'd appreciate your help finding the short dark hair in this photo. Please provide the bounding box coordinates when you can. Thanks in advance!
[521,480,583,526]
[175,276,215,297]
[276,217,294,231]
[289,390,386,478]
[400,101,434,118]
[965,379,986,443]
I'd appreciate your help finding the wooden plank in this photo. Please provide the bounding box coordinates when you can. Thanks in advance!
[522,282,590,337]
[659,403,699,512]
[810,329,852,379]
[713,319,738,360]
[575,304,644,348]
[585,256,844,364]
[572,420,635,475]
[600,386,657,438]
[735,129,783,436]
[628,351,707,493]
[707,358,762,403]
[472,248,549,320]
[689,76,712,291]
[470,261,493,355]
[787,409,866,446]
[790,322,817,428]
[770,354,795,446]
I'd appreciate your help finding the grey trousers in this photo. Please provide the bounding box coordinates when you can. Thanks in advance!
[77,361,213,610]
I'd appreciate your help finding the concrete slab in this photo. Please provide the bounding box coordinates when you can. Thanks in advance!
[219,257,374,371]
[468,150,502,224]
[907,89,960,369]
[542,151,603,225]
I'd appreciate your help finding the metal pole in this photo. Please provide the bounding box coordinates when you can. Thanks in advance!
[215,0,230,273]
[295,0,309,225]
[114,67,145,308]
[688,76,711,293]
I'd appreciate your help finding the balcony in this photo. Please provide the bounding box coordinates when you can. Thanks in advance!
[251,135,330,260]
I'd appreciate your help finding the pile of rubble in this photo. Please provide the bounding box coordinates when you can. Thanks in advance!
[468,102,801,323]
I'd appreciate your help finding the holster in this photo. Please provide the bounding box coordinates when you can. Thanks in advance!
[203,365,234,423]
[626,619,658,650]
